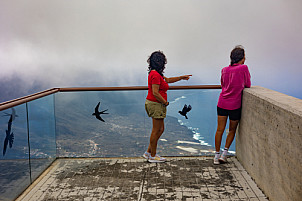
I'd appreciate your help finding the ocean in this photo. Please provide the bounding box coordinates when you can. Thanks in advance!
[167,89,236,153]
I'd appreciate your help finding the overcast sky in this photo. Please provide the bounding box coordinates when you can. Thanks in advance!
[0,0,302,99]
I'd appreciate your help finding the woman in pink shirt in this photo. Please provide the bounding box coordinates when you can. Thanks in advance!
[214,46,251,165]
[144,51,192,163]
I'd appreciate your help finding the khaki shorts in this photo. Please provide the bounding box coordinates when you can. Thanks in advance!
[145,99,167,119]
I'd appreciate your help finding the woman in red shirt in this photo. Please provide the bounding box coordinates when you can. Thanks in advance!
[144,51,192,163]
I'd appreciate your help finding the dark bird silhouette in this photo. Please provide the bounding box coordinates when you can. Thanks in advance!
[3,108,18,121]
[92,102,108,122]
[178,104,192,119]
[3,115,14,156]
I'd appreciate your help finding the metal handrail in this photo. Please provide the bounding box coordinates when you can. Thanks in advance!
[0,88,59,111]
[58,85,221,91]
[0,85,221,111]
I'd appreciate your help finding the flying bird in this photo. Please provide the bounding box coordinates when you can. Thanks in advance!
[3,115,14,156]
[178,104,192,119]
[3,108,18,121]
[92,102,108,122]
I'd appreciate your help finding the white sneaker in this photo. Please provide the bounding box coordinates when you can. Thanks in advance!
[143,151,151,159]
[219,151,227,163]
[213,154,220,165]
[148,155,166,163]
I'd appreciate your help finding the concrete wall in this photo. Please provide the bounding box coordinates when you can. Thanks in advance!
[236,86,302,201]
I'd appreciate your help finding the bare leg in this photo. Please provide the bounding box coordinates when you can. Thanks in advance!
[148,118,165,157]
[215,116,228,152]
[225,120,239,149]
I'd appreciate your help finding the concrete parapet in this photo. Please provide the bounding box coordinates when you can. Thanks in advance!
[236,86,302,201]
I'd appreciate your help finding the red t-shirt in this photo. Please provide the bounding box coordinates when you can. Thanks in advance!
[146,70,169,103]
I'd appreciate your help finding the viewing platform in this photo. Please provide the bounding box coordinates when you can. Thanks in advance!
[17,157,267,201]
[0,85,301,201]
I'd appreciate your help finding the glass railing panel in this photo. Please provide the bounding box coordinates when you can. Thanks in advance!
[55,91,148,157]
[0,105,30,201]
[27,94,56,181]
[55,89,233,158]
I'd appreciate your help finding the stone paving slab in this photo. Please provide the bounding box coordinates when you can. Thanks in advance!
[16,157,268,201]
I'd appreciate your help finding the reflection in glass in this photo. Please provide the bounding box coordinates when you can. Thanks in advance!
[0,105,30,201]
[27,94,56,181]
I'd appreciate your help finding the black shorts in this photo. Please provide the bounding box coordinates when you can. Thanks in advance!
[217,106,242,121]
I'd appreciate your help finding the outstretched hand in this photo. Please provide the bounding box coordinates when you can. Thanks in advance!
[181,75,192,80]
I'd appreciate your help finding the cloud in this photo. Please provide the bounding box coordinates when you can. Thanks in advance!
[0,0,302,99]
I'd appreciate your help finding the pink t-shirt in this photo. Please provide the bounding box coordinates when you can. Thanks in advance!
[146,70,169,103]
[217,64,251,110]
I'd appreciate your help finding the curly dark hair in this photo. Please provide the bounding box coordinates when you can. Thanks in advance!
[147,51,167,76]
[230,45,245,66]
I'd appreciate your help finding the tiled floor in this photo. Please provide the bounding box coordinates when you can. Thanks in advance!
[17,157,268,201]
